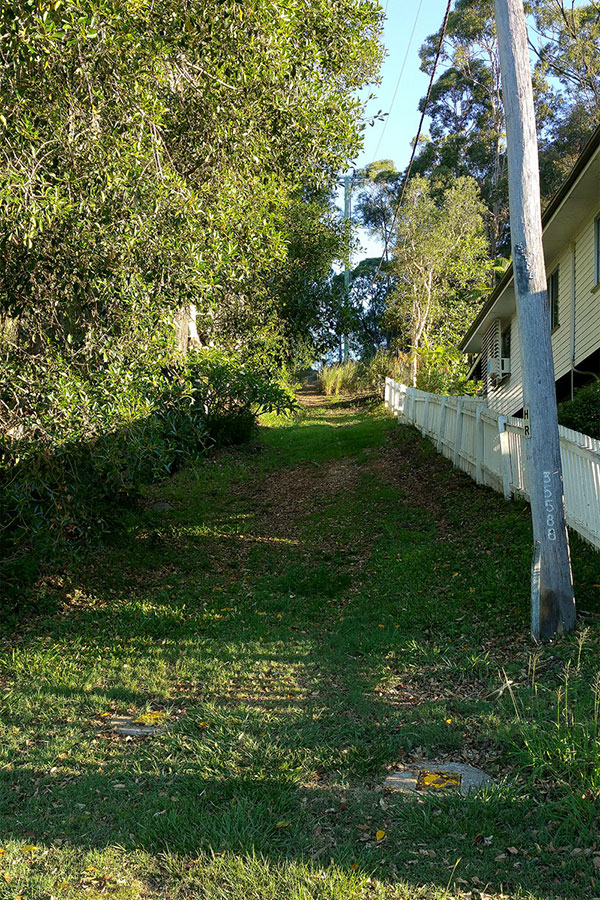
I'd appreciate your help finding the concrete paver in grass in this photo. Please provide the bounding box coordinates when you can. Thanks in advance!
[110,711,174,738]
[385,760,493,797]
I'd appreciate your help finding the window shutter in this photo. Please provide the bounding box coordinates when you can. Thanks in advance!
[481,318,501,393]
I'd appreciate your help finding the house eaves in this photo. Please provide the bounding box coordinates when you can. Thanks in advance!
[461,123,600,354]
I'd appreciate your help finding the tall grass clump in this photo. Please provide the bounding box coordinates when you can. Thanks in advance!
[319,351,411,397]
[319,361,366,395]
[501,632,600,796]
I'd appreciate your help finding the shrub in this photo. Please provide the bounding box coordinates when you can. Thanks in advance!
[414,341,481,397]
[0,349,295,593]
[558,380,600,438]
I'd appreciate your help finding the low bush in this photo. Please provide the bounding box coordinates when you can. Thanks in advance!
[414,341,481,396]
[0,349,295,592]
[558,380,600,438]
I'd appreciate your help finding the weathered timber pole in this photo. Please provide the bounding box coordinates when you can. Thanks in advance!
[494,0,575,637]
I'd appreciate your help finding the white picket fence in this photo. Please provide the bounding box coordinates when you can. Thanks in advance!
[385,378,600,550]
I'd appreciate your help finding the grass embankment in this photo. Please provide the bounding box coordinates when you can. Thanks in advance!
[1,397,599,900]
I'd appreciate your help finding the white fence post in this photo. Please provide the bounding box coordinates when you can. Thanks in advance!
[437,396,447,453]
[453,398,464,468]
[422,396,430,438]
[384,378,391,410]
[498,415,513,500]
[404,387,412,425]
[475,404,485,484]
[398,384,407,421]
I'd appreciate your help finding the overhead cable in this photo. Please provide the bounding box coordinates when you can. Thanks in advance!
[371,0,424,163]
[368,0,453,288]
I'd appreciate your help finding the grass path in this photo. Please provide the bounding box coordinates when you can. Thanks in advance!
[1,397,600,900]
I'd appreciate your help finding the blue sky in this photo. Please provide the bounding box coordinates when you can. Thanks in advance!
[344,0,452,259]
[355,0,450,172]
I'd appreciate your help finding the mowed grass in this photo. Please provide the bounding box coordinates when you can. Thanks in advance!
[1,397,600,900]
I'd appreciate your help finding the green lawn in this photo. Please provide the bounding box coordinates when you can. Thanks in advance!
[1,398,600,900]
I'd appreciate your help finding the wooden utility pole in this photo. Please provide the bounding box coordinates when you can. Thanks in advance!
[494,0,575,637]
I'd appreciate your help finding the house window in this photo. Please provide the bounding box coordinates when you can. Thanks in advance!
[501,323,511,360]
[548,268,559,329]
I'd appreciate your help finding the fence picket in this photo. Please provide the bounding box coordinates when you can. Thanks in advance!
[453,398,464,468]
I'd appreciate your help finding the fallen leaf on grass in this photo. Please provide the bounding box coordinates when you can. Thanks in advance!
[3,874,12,883]
[21,845,37,853]
[276,822,290,828]
[593,857,600,869]
[376,830,385,841]
[132,711,168,725]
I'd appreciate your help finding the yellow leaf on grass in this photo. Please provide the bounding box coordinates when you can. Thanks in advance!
[0,849,5,855]
[3,873,12,883]
[276,821,290,828]
[132,711,167,725]
[22,845,37,852]
[376,830,385,841]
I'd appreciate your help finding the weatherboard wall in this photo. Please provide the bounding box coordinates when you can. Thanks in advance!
[485,205,600,416]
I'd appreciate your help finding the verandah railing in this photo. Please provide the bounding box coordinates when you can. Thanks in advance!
[385,378,600,550]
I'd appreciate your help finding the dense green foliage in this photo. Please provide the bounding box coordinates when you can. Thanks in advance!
[558,381,600,438]
[0,0,384,578]
[0,0,382,361]
[386,175,489,385]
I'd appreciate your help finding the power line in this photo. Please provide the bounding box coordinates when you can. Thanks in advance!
[368,0,453,287]
[371,0,424,163]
